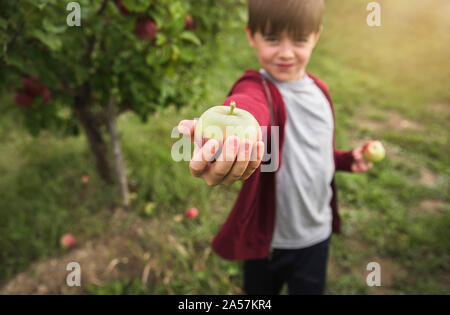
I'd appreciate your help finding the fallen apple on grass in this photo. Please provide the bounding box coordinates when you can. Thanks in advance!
[185,208,198,219]
[362,140,386,162]
[80,175,90,184]
[60,233,76,249]
[194,101,260,158]
[144,202,156,216]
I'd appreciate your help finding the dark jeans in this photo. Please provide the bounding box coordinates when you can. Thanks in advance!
[243,237,330,295]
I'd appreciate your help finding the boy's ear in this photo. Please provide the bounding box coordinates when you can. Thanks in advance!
[245,25,256,48]
[313,25,323,44]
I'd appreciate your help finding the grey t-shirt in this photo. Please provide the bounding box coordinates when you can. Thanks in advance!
[260,69,335,249]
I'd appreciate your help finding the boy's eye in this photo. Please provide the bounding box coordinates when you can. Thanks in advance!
[265,36,279,42]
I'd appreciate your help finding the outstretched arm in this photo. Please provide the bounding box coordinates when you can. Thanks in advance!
[334,147,373,173]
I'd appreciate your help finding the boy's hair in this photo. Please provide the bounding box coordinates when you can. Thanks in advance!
[248,0,324,38]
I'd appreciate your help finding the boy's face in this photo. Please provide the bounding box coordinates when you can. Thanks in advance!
[245,26,322,82]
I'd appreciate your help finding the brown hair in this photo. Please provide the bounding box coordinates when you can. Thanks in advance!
[248,0,324,38]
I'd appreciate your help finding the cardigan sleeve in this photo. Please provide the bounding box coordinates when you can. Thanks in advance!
[221,79,272,131]
[334,149,355,172]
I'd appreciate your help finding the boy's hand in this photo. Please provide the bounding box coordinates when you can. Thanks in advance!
[178,120,265,186]
[351,146,373,173]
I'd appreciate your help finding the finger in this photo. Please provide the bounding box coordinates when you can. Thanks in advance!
[353,147,363,160]
[361,163,369,172]
[351,163,361,173]
[241,141,264,180]
[216,136,240,163]
[357,161,372,173]
[189,139,219,177]
[352,162,364,173]
[178,120,197,143]
[221,140,252,186]
[204,136,239,185]
[256,125,263,142]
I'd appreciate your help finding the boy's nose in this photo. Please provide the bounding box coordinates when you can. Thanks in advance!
[278,42,295,59]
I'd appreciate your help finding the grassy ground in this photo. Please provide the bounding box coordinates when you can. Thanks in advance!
[0,0,449,294]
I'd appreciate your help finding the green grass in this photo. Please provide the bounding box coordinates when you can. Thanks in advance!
[1,0,449,294]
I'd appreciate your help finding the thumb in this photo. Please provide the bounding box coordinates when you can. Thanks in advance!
[353,147,364,161]
[189,139,219,177]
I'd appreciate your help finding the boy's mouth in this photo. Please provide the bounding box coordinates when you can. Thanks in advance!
[276,64,294,70]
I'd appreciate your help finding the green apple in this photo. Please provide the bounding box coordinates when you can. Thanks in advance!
[194,101,260,147]
[363,140,386,162]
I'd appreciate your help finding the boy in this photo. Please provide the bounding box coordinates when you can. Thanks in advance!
[178,0,372,295]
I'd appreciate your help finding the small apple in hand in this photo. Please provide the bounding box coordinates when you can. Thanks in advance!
[185,208,199,219]
[194,101,261,151]
[362,140,386,162]
[60,233,76,249]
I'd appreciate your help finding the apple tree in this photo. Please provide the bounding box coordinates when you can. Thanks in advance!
[0,0,245,206]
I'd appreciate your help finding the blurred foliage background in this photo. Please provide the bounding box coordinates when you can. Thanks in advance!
[0,0,449,294]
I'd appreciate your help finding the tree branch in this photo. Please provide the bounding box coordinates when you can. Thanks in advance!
[97,0,109,15]
[6,20,25,52]
[106,96,130,207]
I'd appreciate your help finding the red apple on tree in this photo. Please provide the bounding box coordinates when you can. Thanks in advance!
[14,89,34,107]
[41,88,51,103]
[362,140,386,162]
[134,17,158,41]
[184,14,196,30]
[21,76,46,97]
[20,76,51,103]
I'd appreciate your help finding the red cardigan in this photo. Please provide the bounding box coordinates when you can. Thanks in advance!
[211,70,355,261]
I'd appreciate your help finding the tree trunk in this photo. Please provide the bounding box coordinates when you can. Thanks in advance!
[106,97,130,207]
[74,105,114,184]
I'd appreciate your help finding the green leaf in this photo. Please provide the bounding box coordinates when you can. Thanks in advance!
[146,50,157,66]
[29,1,47,11]
[171,44,180,61]
[122,0,149,13]
[179,47,195,63]
[156,33,167,46]
[42,18,67,34]
[0,18,7,30]
[159,46,172,64]
[30,30,62,51]
[165,65,175,77]
[4,53,27,72]
[179,31,201,46]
